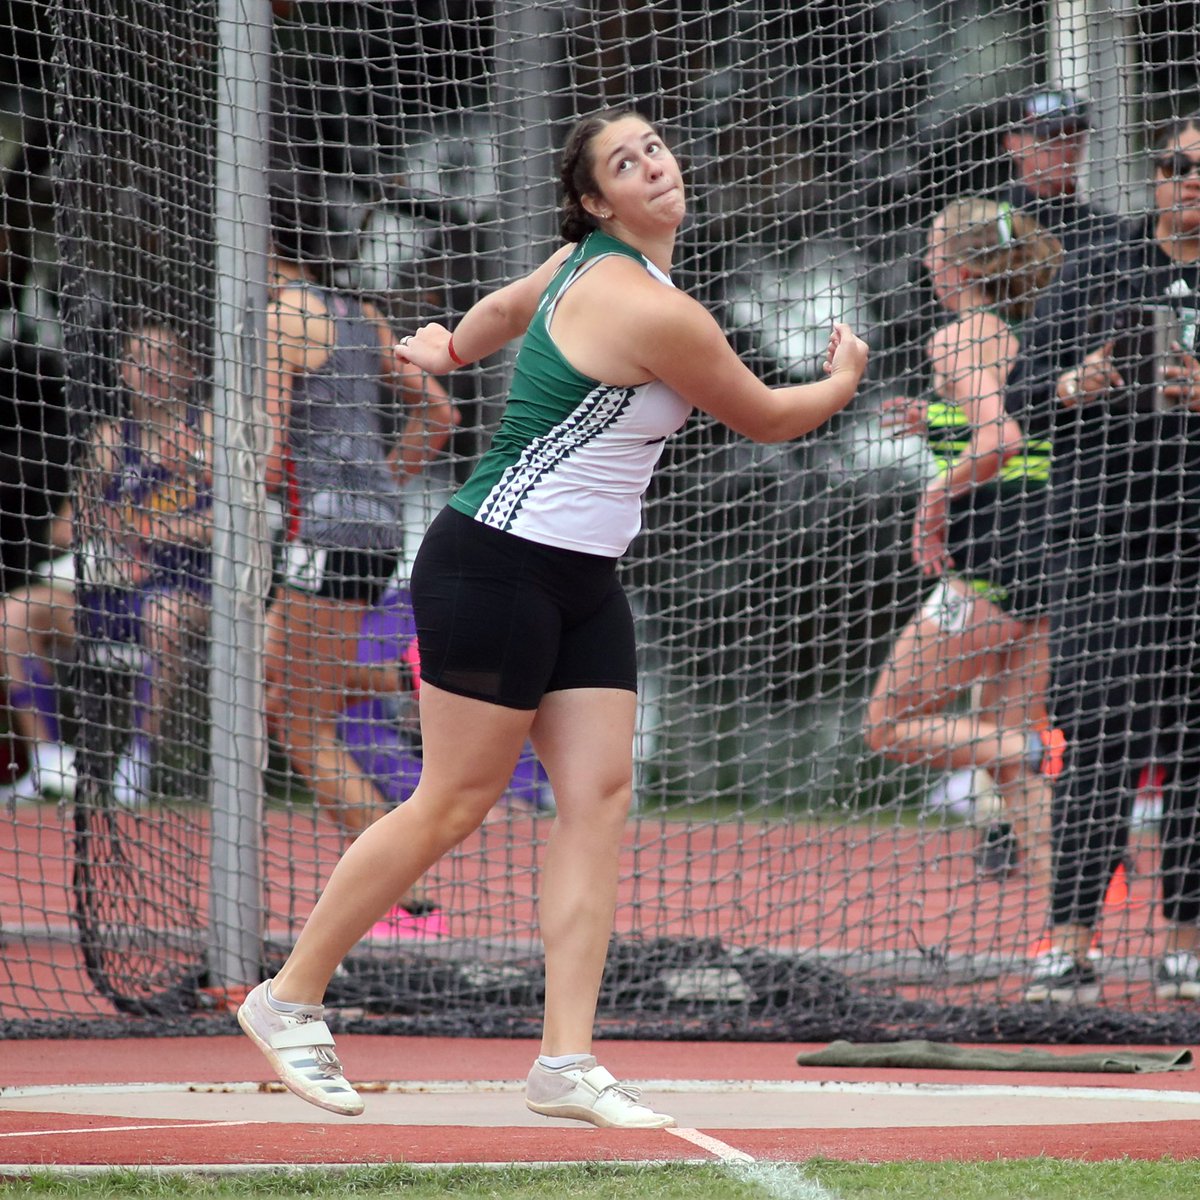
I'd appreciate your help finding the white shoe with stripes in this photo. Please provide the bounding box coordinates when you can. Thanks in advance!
[525,1056,675,1128]
[237,980,364,1116]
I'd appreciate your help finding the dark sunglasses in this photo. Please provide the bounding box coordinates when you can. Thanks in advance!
[1154,151,1200,180]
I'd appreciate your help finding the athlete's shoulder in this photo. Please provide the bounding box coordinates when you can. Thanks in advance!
[929,310,1009,358]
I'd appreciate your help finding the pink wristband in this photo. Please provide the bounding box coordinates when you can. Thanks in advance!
[447,334,466,367]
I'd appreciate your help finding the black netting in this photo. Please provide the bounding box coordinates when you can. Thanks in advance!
[0,1,1197,1045]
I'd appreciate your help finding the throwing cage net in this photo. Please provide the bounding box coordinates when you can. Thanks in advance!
[2,0,1200,1043]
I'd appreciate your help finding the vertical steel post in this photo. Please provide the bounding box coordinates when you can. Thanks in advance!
[208,0,273,988]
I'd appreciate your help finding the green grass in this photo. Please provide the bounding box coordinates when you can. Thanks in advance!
[5,1159,1200,1199]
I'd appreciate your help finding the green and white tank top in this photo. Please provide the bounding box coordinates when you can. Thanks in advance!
[450,230,692,556]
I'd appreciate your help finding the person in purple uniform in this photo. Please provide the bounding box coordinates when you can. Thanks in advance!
[0,323,209,806]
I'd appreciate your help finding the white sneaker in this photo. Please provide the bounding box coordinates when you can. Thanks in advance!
[1155,951,1200,1001]
[4,771,43,804]
[236,980,364,1116]
[113,737,151,808]
[525,1056,675,1129]
[922,767,978,817]
[32,742,76,800]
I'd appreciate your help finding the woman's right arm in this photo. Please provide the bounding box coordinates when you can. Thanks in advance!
[397,244,575,375]
[262,288,334,490]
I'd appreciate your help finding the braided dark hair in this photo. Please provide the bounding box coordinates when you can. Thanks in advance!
[558,108,652,242]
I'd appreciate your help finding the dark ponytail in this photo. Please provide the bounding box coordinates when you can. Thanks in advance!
[558,108,649,242]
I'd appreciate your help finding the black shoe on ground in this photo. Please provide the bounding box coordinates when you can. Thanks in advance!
[975,821,1019,877]
[1024,948,1101,1003]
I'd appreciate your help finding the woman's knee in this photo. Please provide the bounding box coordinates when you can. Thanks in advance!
[405,781,504,847]
[552,774,633,833]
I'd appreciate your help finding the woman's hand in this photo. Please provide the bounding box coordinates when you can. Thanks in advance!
[880,393,929,438]
[396,322,455,375]
[1057,341,1122,407]
[912,477,952,577]
[824,322,869,383]
[1163,341,1200,410]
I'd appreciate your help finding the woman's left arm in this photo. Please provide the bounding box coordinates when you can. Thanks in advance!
[932,318,1025,498]
[911,318,1025,577]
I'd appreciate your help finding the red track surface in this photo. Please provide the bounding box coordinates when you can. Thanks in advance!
[3,806,1195,1169]
[2,1036,1198,1168]
[0,803,1169,1022]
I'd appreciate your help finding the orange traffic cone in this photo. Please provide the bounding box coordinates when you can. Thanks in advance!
[1103,859,1129,910]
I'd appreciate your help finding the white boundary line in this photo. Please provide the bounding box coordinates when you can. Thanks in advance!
[668,1127,755,1163]
[4,1078,1200,1107]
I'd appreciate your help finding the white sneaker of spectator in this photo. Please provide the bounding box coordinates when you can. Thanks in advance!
[922,766,980,819]
[32,741,77,800]
[113,735,152,808]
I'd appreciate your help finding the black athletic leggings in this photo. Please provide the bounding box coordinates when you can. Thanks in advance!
[1047,529,1200,927]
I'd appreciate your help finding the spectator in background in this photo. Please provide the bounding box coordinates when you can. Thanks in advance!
[866,198,1063,904]
[0,323,208,804]
[906,87,1128,844]
[0,125,70,600]
[997,88,1126,261]
[1012,111,1200,1004]
[261,177,458,938]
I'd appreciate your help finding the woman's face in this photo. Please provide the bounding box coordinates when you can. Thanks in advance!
[1154,126,1200,237]
[584,116,686,236]
[123,328,194,425]
[923,217,961,308]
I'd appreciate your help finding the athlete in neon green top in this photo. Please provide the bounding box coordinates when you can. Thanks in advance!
[866,197,1063,897]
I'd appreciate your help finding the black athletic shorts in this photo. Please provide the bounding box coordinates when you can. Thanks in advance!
[278,541,400,605]
[409,505,637,710]
[946,481,1052,620]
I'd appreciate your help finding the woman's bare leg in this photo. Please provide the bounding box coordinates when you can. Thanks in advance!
[529,687,636,1055]
[0,582,76,746]
[263,589,392,835]
[271,681,534,1004]
[865,583,1032,774]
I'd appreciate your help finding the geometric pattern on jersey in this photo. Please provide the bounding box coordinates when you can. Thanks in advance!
[451,230,691,557]
[475,383,635,531]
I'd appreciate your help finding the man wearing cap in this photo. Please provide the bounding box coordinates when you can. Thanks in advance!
[998,88,1126,260]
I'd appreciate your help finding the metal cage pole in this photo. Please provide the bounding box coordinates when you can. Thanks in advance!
[1048,0,1142,216]
[207,0,273,989]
